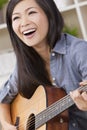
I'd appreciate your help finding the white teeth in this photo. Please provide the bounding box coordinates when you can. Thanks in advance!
[23,29,35,35]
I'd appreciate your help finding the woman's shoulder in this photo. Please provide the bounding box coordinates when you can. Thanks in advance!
[64,33,87,51]
[0,63,18,103]
[65,33,87,45]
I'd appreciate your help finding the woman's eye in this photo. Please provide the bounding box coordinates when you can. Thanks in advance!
[28,11,37,15]
[13,16,19,21]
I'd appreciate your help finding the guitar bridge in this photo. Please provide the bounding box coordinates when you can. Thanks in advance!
[15,116,20,130]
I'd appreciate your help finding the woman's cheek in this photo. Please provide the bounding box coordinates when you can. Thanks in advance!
[12,22,19,35]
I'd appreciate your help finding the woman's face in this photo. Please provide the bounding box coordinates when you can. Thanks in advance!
[12,0,49,49]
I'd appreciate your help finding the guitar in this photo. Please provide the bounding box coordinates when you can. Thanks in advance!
[11,85,87,130]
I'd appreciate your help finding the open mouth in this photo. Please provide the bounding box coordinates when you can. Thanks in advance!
[23,29,36,37]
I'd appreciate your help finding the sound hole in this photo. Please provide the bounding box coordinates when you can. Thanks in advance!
[26,114,35,130]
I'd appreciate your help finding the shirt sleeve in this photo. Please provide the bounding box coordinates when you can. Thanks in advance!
[71,39,87,81]
[0,64,18,103]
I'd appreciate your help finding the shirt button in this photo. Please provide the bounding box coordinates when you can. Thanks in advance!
[51,52,55,56]
[72,123,76,127]
[52,77,56,81]
[7,86,10,89]
[52,82,56,86]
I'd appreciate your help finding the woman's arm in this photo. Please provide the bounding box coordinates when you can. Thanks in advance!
[70,81,87,111]
[70,40,87,111]
[0,103,16,130]
[0,103,17,130]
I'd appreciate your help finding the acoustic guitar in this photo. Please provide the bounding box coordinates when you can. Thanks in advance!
[11,85,87,130]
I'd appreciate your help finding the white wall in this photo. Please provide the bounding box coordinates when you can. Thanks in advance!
[0,51,16,88]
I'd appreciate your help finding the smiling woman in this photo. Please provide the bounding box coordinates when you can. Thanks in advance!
[0,0,87,130]
[12,0,49,48]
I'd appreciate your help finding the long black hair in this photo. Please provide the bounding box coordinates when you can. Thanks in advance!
[6,0,64,98]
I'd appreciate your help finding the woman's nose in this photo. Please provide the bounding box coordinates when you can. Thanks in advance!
[21,16,30,27]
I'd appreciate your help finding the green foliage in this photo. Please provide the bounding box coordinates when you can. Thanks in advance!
[63,25,79,37]
[0,0,8,9]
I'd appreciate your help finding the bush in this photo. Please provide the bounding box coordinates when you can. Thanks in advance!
[0,0,8,9]
[63,25,79,37]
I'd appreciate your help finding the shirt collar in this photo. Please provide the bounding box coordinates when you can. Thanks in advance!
[52,33,67,54]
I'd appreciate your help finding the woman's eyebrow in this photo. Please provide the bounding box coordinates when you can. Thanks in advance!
[25,7,37,11]
[12,12,20,16]
[12,7,36,16]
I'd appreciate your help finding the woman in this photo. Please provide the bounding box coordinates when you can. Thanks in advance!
[0,0,87,130]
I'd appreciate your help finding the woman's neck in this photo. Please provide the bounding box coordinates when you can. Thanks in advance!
[33,42,50,62]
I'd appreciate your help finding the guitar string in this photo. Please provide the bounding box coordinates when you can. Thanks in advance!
[17,94,87,129]
[15,86,87,129]
[16,86,87,129]
[26,88,87,128]
[16,94,72,129]
[15,92,71,129]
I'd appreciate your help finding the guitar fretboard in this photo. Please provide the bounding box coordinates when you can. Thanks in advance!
[35,85,87,128]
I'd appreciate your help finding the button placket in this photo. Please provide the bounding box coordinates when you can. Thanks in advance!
[51,52,55,56]
[72,123,76,127]
[52,77,56,86]
[50,51,57,86]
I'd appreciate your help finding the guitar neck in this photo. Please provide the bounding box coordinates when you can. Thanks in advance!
[35,85,87,129]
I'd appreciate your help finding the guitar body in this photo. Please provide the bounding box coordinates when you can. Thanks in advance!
[11,85,69,130]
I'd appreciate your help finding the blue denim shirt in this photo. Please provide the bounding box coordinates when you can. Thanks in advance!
[0,33,87,130]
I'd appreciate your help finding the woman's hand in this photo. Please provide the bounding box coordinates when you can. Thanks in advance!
[79,80,87,86]
[1,120,17,130]
[0,103,17,130]
[70,80,87,111]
